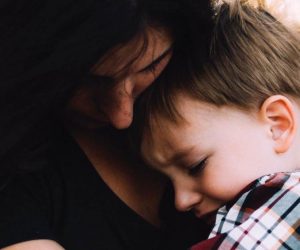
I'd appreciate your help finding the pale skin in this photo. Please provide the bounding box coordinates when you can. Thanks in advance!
[142,93,300,218]
[2,27,173,250]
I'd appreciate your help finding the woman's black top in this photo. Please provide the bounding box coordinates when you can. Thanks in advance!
[0,129,208,250]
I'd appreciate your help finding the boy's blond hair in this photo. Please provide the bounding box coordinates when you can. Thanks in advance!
[132,0,300,148]
[216,0,300,37]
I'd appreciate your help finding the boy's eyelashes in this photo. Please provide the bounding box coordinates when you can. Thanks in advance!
[187,158,208,176]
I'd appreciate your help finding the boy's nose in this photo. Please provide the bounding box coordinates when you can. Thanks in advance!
[174,187,202,212]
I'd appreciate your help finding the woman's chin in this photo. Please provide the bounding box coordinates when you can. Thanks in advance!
[65,114,109,130]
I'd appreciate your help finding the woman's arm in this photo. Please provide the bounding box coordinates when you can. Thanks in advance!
[1,240,65,250]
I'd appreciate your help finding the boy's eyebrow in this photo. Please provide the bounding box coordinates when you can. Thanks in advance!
[166,146,196,165]
[145,146,195,169]
[137,46,173,73]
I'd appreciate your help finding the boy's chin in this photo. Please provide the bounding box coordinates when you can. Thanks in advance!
[194,205,220,217]
[193,209,219,225]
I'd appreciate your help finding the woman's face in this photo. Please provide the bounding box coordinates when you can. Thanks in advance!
[66,27,173,129]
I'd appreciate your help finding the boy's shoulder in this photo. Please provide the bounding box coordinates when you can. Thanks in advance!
[212,171,299,234]
[191,171,300,250]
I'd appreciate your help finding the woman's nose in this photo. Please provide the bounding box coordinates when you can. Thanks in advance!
[107,79,135,129]
[174,186,202,212]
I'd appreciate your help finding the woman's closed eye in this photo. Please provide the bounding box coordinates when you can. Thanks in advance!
[138,46,173,74]
[141,59,161,74]
[188,158,208,176]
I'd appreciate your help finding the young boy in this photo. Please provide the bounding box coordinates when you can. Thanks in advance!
[132,0,300,249]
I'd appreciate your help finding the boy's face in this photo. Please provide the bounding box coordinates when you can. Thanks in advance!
[141,94,279,217]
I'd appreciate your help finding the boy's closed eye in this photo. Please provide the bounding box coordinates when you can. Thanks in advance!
[187,157,208,176]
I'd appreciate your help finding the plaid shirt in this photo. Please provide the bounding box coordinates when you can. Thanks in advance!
[191,171,300,250]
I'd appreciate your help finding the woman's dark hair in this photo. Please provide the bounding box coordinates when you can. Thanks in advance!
[0,0,196,175]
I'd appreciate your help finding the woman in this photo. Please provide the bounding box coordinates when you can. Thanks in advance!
[0,0,212,249]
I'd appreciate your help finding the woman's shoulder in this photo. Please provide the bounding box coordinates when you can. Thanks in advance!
[0,168,63,248]
[0,131,78,249]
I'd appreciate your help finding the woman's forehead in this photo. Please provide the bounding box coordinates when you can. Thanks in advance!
[91,27,173,78]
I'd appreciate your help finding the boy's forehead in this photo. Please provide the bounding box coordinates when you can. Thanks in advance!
[145,118,178,148]
[141,120,180,165]
[141,96,235,167]
[143,95,199,151]
[141,112,196,167]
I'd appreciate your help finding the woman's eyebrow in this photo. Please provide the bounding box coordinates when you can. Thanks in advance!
[137,46,173,73]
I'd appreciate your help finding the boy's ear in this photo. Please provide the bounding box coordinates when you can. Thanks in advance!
[259,95,297,154]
